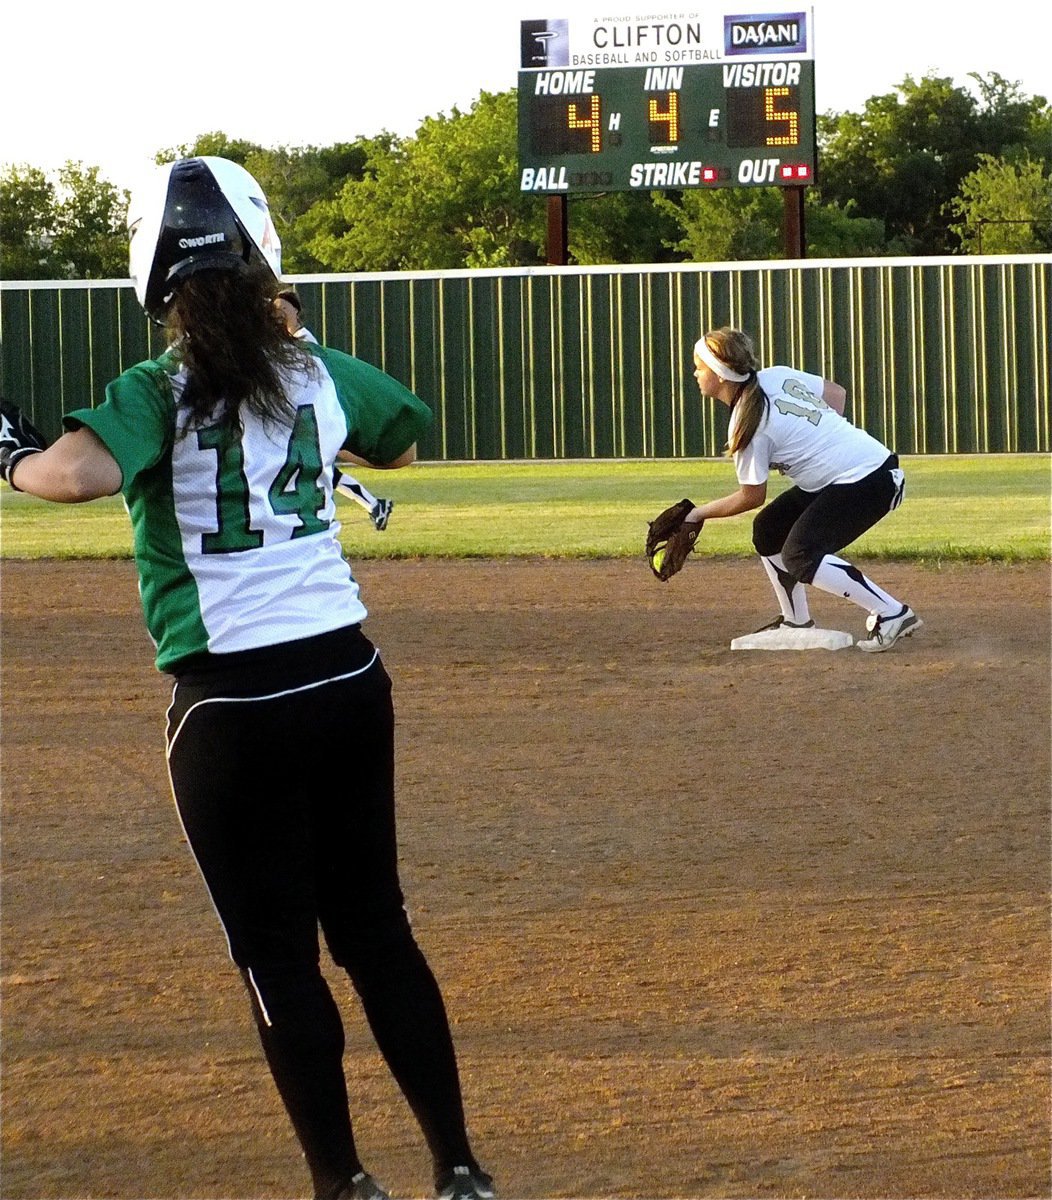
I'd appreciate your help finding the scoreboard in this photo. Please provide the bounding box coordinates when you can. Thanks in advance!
[518,9,816,195]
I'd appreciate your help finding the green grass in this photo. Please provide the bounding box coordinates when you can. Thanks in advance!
[1,455,1048,563]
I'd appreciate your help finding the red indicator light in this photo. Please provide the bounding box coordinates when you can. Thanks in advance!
[796,165,810,178]
[702,167,717,181]
[780,165,794,179]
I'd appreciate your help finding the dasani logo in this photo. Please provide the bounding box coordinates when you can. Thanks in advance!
[724,12,808,56]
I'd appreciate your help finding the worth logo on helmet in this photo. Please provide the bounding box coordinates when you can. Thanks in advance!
[178,233,227,249]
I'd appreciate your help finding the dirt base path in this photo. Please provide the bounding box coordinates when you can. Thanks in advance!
[2,559,1049,1199]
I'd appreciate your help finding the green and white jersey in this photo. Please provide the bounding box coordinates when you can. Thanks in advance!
[65,344,432,672]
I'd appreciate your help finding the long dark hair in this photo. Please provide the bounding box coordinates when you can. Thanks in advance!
[165,267,313,435]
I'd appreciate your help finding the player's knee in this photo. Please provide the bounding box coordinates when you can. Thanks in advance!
[238,963,345,1053]
[326,903,416,970]
[327,905,428,994]
[751,507,784,557]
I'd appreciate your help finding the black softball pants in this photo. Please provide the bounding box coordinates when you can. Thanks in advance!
[752,453,903,583]
[165,627,474,1200]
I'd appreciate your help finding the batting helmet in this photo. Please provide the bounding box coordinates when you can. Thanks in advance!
[127,157,282,324]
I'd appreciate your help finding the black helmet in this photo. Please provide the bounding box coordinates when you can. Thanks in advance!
[127,156,281,324]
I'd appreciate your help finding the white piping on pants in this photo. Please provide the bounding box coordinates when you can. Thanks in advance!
[161,648,380,992]
[247,968,274,1028]
[165,650,379,758]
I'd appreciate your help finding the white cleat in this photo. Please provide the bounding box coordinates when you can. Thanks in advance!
[370,498,394,531]
[857,605,923,652]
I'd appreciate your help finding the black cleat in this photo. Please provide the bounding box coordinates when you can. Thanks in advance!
[753,615,815,633]
[436,1165,495,1200]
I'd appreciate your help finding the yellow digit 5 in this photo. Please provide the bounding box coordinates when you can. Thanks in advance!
[764,87,799,147]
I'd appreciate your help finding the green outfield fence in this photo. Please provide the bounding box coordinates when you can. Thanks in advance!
[1,256,1049,458]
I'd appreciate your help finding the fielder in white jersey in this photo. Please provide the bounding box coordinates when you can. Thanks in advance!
[687,326,922,652]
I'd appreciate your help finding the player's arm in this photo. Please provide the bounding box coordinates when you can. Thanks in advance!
[689,482,767,522]
[822,379,847,414]
[4,428,122,502]
[337,445,417,470]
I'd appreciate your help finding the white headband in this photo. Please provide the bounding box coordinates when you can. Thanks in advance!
[694,337,751,383]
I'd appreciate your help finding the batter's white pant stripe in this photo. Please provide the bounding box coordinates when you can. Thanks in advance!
[161,648,380,978]
[164,649,379,758]
[247,969,274,1027]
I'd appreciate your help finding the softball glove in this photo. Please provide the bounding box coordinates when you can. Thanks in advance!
[645,497,703,582]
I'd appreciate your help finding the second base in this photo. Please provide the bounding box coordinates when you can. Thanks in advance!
[731,626,855,651]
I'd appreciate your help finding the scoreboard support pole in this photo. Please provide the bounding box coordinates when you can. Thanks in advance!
[782,187,806,259]
[547,195,569,266]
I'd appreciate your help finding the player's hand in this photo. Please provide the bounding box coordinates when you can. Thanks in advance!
[0,399,48,489]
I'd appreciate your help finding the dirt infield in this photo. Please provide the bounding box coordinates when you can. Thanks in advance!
[2,557,1050,1200]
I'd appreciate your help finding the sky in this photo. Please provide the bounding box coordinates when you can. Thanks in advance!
[3,0,1048,194]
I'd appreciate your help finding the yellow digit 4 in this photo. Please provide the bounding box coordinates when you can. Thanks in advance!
[648,91,680,144]
[568,95,602,153]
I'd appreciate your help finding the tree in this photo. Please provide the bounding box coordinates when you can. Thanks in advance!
[654,187,781,262]
[818,72,1051,255]
[949,155,1052,253]
[305,91,546,271]
[248,139,393,272]
[0,165,58,278]
[804,196,898,257]
[0,162,127,279]
[969,72,1052,161]
[565,191,682,265]
[50,163,129,278]
[5,73,1048,279]
[154,132,263,167]
[651,186,890,261]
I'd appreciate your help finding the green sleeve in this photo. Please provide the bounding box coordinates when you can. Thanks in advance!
[309,344,433,463]
[63,359,174,490]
